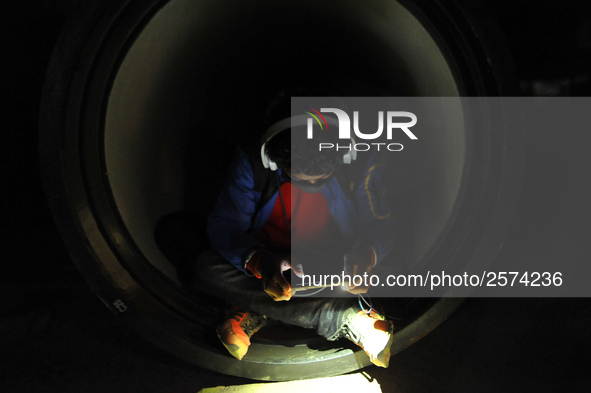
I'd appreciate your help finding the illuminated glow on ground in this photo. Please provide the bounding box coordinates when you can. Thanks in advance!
[198,372,383,393]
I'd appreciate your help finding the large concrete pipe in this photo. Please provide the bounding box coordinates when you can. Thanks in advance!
[39,0,523,381]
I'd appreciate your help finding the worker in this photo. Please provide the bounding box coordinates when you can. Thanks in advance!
[189,92,399,368]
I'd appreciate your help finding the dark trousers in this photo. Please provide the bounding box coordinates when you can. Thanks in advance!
[191,249,358,340]
[155,212,359,340]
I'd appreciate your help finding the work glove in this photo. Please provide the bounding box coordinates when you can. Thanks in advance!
[343,243,376,294]
[256,252,304,301]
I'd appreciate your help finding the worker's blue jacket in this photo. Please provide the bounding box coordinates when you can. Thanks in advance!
[207,146,397,271]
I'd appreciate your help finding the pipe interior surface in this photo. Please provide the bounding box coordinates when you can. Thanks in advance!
[105,0,464,283]
[39,0,524,380]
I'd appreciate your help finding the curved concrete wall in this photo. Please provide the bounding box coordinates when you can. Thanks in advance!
[105,0,464,281]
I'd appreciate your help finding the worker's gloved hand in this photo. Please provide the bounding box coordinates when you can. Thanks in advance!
[343,243,376,294]
[257,253,303,301]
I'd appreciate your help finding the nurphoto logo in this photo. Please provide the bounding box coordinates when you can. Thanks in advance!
[304,107,418,152]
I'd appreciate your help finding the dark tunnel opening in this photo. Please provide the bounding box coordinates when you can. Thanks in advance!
[39,0,523,380]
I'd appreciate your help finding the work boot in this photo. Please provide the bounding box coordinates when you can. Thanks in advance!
[216,307,267,360]
[341,310,394,368]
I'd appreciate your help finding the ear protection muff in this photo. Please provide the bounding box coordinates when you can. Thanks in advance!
[260,114,357,171]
